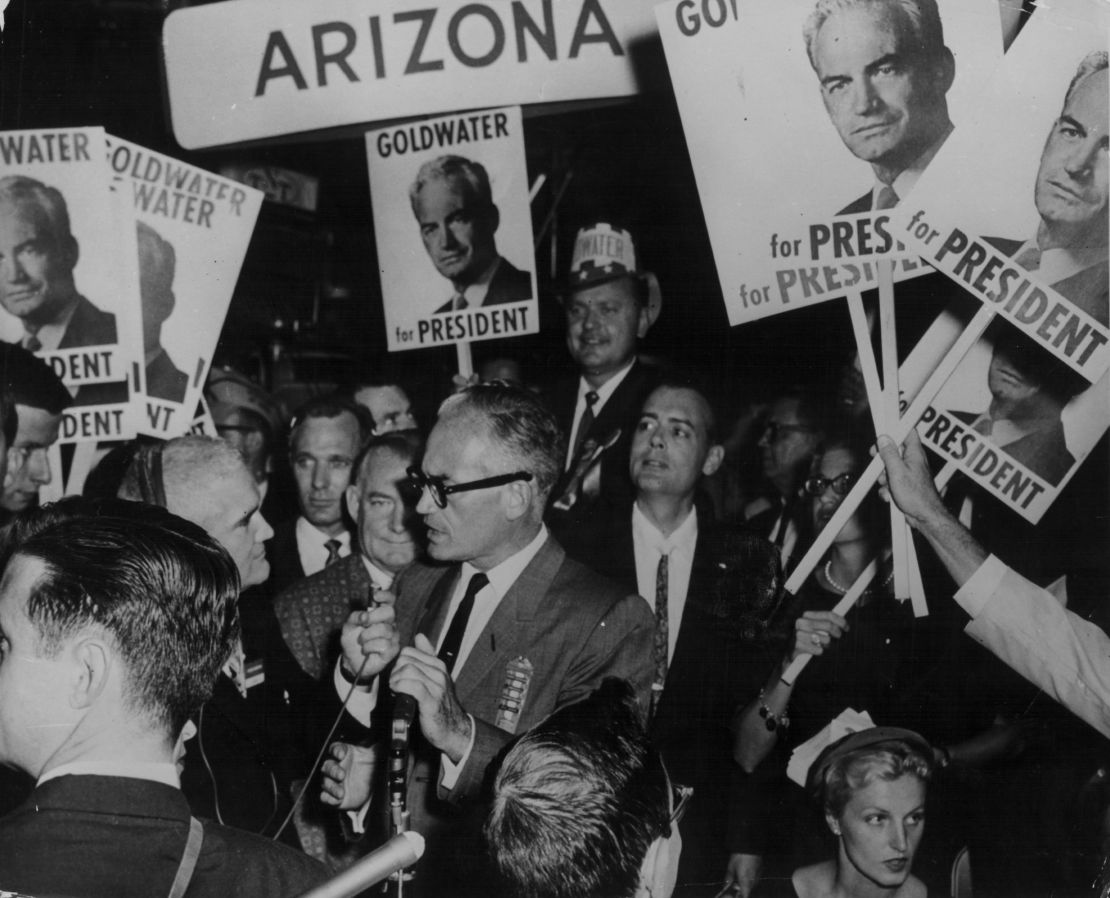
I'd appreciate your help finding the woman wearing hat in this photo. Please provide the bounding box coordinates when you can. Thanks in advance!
[791,727,935,898]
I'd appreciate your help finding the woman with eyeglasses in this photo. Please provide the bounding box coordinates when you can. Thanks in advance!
[731,429,947,890]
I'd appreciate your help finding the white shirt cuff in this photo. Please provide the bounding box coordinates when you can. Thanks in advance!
[954,554,1007,619]
[438,714,476,790]
[334,658,379,726]
[347,800,371,834]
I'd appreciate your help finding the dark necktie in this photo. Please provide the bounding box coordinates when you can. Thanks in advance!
[438,572,488,675]
[23,334,41,352]
[453,292,468,311]
[651,553,669,716]
[324,539,342,567]
[570,391,599,467]
[874,185,899,211]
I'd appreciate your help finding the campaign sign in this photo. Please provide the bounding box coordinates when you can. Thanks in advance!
[107,135,264,439]
[656,0,1002,326]
[0,127,141,442]
[900,302,1109,523]
[889,1,1110,382]
[164,0,659,149]
[368,106,538,351]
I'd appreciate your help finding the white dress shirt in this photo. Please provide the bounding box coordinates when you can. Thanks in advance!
[295,516,351,577]
[565,359,636,468]
[631,503,698,663]
[39,760,179,789]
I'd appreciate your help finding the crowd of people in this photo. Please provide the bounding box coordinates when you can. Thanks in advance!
[0,199,1103,898]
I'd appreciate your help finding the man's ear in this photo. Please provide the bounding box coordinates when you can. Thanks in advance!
[502,477,531,522]
[488,203,501,234]
[933,47,956,97]
[62,235,80,272]
[69,636,111,711]
[702,444,725,477]
[639,273,663,336]
[344,484,360,522]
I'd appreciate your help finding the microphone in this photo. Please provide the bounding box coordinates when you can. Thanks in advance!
[389,692,418,833]
[294,831,425,898]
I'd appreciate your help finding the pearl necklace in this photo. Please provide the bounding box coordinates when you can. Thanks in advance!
[823,559,894,594]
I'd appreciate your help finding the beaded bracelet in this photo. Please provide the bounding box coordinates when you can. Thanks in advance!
[757,688,790,732]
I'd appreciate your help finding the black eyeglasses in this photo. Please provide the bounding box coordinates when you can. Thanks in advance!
[803,472,857,497]
[762,421,814,442]
[406,466,533,508]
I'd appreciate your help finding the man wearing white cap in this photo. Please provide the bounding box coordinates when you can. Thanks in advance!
[547,222,662,521]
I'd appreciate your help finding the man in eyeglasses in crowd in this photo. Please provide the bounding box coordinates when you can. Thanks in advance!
[487,678,686,898]
[744,387,825,567]
[322,382,654,896]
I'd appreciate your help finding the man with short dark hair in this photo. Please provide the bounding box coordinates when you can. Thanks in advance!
[804,0,956,213]
[322,382,654,896]
[409,155,532,314]
[487,678,682,898]
[269,395,372,595]
[0,496,327,897]
[564,381,780,896]
[275,433,423,680]
[0,342,71,514]
[350,371,419,436]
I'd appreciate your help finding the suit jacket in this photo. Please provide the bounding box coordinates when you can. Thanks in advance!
[839,190,874,215]
[146,346,189,403]
[58,294,118,349]
[985,235,1109,327]
[545,359,661,535]
[274,554,437,680]
[433,257,532,314]
[0,775,327,898]
[564,504,777,882]
[377,535,654,892]
[267,517,308,598]
[952,409,1073,486]
[181,592,367,847]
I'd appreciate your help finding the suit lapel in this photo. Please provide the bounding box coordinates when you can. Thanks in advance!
[588,361,644,440]
[452,539,565,702]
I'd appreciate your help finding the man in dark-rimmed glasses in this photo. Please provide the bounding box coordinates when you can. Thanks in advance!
[325,382,654,896]
[487,678,686,898]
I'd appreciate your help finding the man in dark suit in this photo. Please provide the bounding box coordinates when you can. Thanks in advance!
[986,52,1108,326]
[564,381,780,897]
[322,382,655,896]
[275,432,424,680]
[802,0,955,214]
[268,395,372,597]
[137,220,189,403]
[118,435,372,849]
[546,222,662,529]
[409,155,533,314]
[0,496,327,897]
[0,175,118,349]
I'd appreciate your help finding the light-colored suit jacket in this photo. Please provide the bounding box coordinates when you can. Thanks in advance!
[389,534,654,885]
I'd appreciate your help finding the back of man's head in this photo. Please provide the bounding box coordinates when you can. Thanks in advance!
[0,342,71,421]
[118,435,246,516]
[438,381,562,508]
[487,679,672,898]
[0,496,240,739]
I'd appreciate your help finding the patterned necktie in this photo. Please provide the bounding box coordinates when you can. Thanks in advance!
[651,553,669,716]
[438,572,488,675]
[23,333,41,352]
[324,538,342,567]
[570,391,600,467]
[874,185,899,211]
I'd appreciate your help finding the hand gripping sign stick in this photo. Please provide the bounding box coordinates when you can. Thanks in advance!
[783,303,995,600]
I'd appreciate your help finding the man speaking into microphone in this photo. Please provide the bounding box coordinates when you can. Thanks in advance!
[322,382,654,896]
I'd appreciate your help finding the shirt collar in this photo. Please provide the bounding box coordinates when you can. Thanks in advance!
[460,525,548,599]
[25,297,79,352]
[1037,243,1108,286]
[874,123,953,204]
[577,359,636,411]
[631,502,698,555]
[360,554,395,590]
[39,760,179,789]
[296,516,351,551]
[458,257,502,307]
